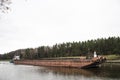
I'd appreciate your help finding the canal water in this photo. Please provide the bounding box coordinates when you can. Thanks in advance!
[0,61,120,80]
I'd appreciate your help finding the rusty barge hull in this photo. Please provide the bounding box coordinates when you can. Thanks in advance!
[14,57,106,68]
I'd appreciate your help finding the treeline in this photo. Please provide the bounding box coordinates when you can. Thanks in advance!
[0,37,120,60]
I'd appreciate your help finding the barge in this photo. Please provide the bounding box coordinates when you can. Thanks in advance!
[13,56,106,69]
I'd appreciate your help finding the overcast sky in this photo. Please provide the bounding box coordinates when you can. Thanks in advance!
[0,0,120,54]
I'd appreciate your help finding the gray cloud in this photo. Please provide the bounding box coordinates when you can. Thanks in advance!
[0,0,120,54]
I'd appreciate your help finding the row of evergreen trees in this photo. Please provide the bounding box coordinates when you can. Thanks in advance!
[0,37,120,60]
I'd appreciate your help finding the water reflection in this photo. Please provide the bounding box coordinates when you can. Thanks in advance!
[41,67,94,77]
[0,61,120,80]
[39,63,120,80]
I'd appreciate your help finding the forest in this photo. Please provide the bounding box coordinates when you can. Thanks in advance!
[0,37,120,60]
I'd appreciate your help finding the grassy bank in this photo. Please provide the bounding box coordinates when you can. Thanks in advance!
[41,55,120,60]
[56,55,120,60]
[104,55,120,60]
[0,59,10,61]
[103,55,120,63]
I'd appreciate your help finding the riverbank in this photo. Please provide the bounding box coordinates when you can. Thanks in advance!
[42,55,120,63]
[103,55,120,63]
[106,60,120,63]
[104,55,120,60]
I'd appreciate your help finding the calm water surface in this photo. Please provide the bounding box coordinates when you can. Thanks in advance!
[0,61,120,80]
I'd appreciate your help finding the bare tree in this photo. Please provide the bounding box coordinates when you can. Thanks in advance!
[0,0,11,13]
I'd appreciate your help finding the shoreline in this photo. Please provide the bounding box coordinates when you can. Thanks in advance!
[106,60,120,63]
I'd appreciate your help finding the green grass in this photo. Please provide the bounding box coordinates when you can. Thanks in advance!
[41,56,86,60]
[104,55,120,60]
[42,55,120,60]
[0,59,10,61]
[61,55,120,60]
